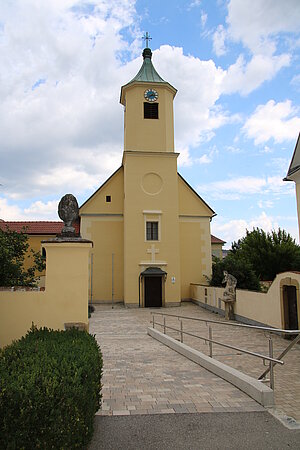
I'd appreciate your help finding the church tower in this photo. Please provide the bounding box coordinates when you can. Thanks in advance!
[120,44,181,306]
[120,47,177,153]
[80,39,215,307]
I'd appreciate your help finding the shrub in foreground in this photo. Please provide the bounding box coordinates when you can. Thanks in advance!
[0,326,102,450]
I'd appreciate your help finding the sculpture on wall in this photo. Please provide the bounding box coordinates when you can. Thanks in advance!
[221,270,237,320]
[58,194,79,236]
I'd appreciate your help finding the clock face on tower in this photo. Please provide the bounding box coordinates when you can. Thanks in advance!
[144,88,158,102]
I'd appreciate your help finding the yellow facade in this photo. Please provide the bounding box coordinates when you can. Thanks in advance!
[122,83,176,153]
[79,47,215,307]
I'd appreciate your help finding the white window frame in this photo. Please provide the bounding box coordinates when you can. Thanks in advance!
[143,210,162,242]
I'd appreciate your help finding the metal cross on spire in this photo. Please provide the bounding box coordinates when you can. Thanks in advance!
[143,31,152,48]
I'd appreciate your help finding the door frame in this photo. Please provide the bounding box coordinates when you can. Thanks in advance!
[280,278,300,330]
[140,267,167,308]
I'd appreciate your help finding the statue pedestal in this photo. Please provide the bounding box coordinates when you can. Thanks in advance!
[222,300,235,321]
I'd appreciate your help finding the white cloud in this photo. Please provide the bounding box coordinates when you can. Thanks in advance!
[258,200,273,209]
[178,147,217,168]
[0,1,239,204]
[196,154,211,164]
[211,212,279,248]
[0,198,58,221]
[291,74,300,90]
[222,54,290,96]
[216,0,299,96]
[0,0,139,201]
[243,100,300,144]
[201,11,208,28]
[153,46,232,151]
[226,0,300,54]
[198,175,293,200]
[24,201,58,219]
[213,25,227,56]
[189,0,202,7]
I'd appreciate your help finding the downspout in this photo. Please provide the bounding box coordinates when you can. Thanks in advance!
[138,274,142,308]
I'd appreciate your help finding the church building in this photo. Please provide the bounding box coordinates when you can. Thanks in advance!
[79,45,216,307]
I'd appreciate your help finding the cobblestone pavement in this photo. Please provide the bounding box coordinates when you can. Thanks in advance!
[89,303,264,417]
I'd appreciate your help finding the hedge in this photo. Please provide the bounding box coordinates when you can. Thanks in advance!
[0,326,103,450]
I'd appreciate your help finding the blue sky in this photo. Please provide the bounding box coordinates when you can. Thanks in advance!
[0,0,300,247]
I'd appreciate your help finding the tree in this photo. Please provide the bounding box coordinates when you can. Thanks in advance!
[232,228,300,281]
[210,253,261,291]
[0,227,46,287]
[209,228,300,291]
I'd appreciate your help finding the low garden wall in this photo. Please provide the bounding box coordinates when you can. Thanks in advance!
[0,240,92,348]
[191,271,300,329]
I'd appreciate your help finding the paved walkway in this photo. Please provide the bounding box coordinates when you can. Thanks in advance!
[89,304,264,417]
[157,303,300,422]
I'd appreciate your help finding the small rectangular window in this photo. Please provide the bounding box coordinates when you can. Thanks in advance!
[144,102,158,119]
[106,195,111,203]
[146,221,158,240]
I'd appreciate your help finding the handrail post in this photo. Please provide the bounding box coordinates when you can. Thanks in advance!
[269,336,274,390]
[152,314,155,329]
[180,320,183,343]
[163,316,166,334]
[208,325,213,358]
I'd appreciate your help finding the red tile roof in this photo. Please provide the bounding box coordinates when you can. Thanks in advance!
[211,234,226,244]
[0,221,80,235]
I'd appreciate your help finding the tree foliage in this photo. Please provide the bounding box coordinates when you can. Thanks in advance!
[210,228,300,291]
[0,227,45,287]
[210,253,261,291]
[232,228,300,280]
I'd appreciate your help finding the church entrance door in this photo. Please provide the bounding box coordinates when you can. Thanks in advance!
[282,285,298,333]
[144,276,162,307]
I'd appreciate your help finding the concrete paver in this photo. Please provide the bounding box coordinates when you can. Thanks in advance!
[150,302,300,422]
[89,304,264,417]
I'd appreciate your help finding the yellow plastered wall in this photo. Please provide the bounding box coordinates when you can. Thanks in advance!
[0,241,92,348]
[296,183,300,241]
[123,83,175,152]
[190,271,300,329]
[178,176,213,299]
[123,151,181,305]
[211,243,223,259]
[24,235,49,275]
[80,168,124,302]
[179,219,212,299]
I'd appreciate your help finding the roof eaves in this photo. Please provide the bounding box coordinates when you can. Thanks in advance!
[285,132,300,179]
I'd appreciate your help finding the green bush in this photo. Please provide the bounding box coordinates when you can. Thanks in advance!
[210,253,261,291]
[0,326,102,450]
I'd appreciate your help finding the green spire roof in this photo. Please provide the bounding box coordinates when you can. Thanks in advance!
[129,48,165,83]
[120,47,177,105]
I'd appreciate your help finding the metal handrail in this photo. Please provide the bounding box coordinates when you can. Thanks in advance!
[150,311,300,335]
[258,332,300,380]
[157,321,283,365]
[150,311,300,390]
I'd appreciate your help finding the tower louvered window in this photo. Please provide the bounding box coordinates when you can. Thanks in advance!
[144,103,158,119]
